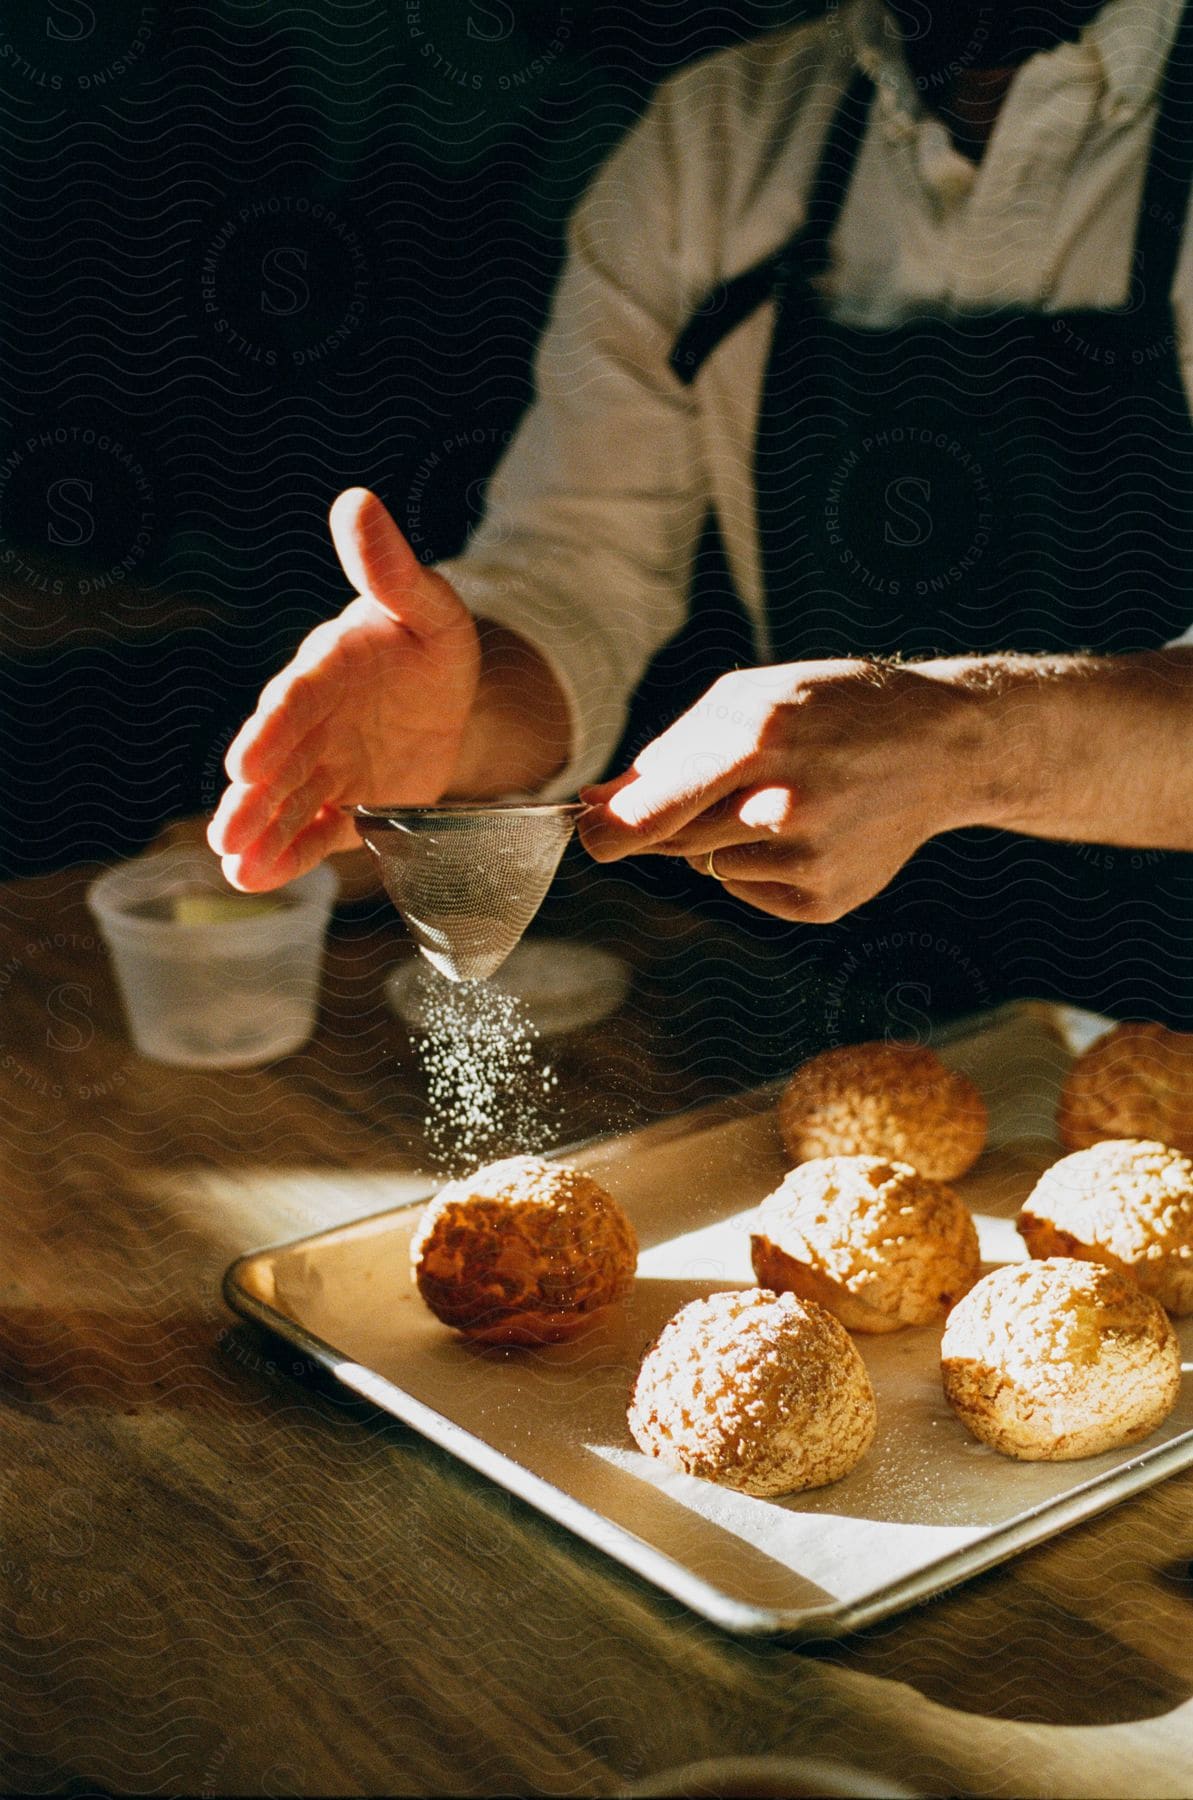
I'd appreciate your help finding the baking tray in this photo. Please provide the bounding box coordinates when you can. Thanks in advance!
[224,1002,1193,1637]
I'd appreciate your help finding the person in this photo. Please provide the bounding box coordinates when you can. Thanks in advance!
[210,0,1193,1044]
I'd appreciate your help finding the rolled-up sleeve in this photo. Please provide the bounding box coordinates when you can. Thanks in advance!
[434,85,706,797]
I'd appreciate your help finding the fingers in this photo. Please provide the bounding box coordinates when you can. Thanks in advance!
[329,487,463,638]
[579,672,776,858]
[209,752,329,864]
[209,731,345,890]
[238,766,339,870]
[691,840,811,887]
[579,768,634,807]
[654,785,800,856]
[714,878,832,923]
[692,843,843,923]
[579,772,801,863]
[225,642,341,786]
[208,782,265,859]
[212,729,326,852]
[688,837,877,923]
[223,594,385,786]
[579,755,745,861]
[217,803,355,893]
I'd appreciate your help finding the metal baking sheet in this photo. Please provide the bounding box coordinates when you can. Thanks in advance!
[224,1002,1193,1637]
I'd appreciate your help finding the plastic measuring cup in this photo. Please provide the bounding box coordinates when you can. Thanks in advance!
[87,843,338,1068]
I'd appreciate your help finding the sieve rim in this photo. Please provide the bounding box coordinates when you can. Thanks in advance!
[346,801,585,826]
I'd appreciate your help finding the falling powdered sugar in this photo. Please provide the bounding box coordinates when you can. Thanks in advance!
[410,968,561,1174]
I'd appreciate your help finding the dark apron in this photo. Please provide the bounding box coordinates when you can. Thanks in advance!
[650,7,1193,1065]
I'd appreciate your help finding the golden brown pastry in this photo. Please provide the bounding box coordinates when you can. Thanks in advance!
[777,1042,987,1180]
[941,1258,1181,1460]
[1057,1020,1193,1154]
[1018,1139,1193,1315]
[751,1155,981,1333]
[410,1155,637,1344]
[627,1287,877,1497]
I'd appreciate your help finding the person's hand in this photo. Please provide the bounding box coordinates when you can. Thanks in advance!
[208,488,480,890]
[578,660,986,921]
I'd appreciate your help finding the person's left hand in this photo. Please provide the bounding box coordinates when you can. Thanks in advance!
[578,659,988,921]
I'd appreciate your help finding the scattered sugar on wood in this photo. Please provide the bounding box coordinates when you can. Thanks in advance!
[410,969,560,1174]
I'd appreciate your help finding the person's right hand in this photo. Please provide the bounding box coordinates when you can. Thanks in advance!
[208,486,480,891]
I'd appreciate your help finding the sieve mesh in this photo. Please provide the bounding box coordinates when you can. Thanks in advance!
[351,803,582,982]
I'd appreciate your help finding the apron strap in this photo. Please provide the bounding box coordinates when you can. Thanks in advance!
[1129,0,1193,311]
[672,3,1193,375]
[669,68,875,388]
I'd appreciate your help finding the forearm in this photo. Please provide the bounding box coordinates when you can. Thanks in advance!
[926,648,1193,849]
[447,620,572,798]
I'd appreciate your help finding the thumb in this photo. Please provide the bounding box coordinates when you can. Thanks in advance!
[328,486,463,638]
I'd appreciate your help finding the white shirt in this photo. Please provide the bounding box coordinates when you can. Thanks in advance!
[435,0,1193,796]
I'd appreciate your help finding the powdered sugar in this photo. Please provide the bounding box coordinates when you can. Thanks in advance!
[409,968,561,1174]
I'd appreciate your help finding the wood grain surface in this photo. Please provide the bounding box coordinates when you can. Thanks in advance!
[2,851,1192,1799]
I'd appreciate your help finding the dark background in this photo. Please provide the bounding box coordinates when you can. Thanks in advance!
[0,0,817,878]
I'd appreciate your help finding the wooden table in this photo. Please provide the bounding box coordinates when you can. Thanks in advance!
[2,855,1192,1799]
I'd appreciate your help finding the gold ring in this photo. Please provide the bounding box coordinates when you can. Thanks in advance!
[705,848,726,882]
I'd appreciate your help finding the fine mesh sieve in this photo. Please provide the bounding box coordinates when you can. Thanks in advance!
[351,802,583,983]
